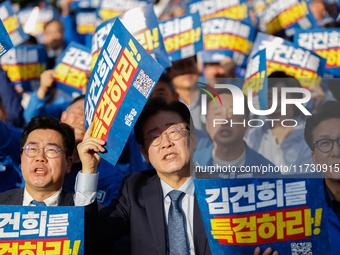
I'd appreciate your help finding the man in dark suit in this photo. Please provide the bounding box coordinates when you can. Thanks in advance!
[0,115,75,206]
[75,98,277,255]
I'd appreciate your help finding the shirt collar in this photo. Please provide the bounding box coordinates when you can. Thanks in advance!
[161,171,195,198]
[23,187,62,206]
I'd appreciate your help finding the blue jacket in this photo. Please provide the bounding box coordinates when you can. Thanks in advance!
[23,89,72,123]
[0,121,23,192]
[0,67,25,128]
[193,142,278,177]
[328,201,340,255]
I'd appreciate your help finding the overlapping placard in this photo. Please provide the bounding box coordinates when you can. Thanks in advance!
[96,0,148,22]
[200,17,256,66]
[75,11,98,35]
[262,0,317,37]
[91,4,171,71]
[186,0,250,23]
[194,178,331,254]
[17,7,58,44]
[294,28,340,77]
[0,205,84,255]
[249,32,326,90]
[159,12,203,62]
[0,0,29,46]
[1,45,47,92]
[243,48,268,112]
[0,18,13,57]
[54,41,91,97]
[85,18,164,166]
[69,0,101,11]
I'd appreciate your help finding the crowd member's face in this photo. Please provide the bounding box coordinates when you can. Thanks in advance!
[267,82,295,127]
[61,99,85,144]
[312,118,340,180]
[44,20,63,50]
[21,129,72,194]
[309,1,325,21]
[167,57,199,90]
[206,93,247,146]
[149,80,175,102]
[141,111,196,180]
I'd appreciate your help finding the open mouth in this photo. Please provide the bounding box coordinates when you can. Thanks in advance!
[164,153,177,160]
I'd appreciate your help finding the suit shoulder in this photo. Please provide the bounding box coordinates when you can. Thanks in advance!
[124,169,158,185]
[0,188,24,205]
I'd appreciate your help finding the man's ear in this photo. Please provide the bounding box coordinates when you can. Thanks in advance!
[141,145,150,164]
[60,111,67,123]
[65,157,73,174]
[311,151,317,165]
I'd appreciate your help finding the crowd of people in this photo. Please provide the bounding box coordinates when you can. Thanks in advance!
[0,0,340,254]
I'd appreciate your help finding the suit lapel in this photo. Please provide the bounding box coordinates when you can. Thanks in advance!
[142,175,167,255]
[194,194,210,255]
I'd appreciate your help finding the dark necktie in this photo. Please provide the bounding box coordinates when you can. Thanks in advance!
[168,190,190,255]
[31,200,46,206]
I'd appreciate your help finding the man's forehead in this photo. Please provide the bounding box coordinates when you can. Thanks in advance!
[144,111,185,131]
[314,118,340,138]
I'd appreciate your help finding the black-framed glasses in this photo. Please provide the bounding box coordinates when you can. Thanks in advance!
[145,126,189,147]
[314,137,340,153]
[23,144,65,159]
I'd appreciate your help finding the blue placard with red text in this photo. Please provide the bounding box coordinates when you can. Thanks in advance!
[159,12,203,62]
[249,32,326,90]
[243,48,268,111]
[0,0,29,46]
[1,45,47,92]
[294,28,340,77]
[0,205,84,255]
[262,0,317,37]
[0,18,13,57]
[85,18,164,166]
[194,178,331,255]
[54,41,91,97]
[200,17,256,67]
[186,0,250,24]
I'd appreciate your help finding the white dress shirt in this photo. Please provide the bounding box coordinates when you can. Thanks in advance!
[23,188,62,206]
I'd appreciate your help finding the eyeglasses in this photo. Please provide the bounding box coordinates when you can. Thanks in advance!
[145,126,189,147]
[314,137,340,153]
[23,144,65,159]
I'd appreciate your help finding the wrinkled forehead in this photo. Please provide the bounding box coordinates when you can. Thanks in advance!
[143,110,187,134]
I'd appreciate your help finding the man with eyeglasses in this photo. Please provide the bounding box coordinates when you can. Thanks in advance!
[304,100,340,254]
[75,98,278,255]
[0,115,74,206]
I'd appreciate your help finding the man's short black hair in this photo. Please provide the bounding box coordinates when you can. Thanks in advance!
[304,101,340,151]
[134,97,194,146]
[206,88,249,117]
[66,95,85,111]
[20,115,75,157]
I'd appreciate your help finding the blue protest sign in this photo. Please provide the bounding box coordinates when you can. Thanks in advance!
[200,17,256,67]
[0,0,29,46]
[54,41,91,97]
[1,45,47,92]
[262,0,317,37]
[96,0,148,22]
[249,32,326,90]
[159,12,203,62]
[0,18,13,57]
[194,178,331,255]
[85,18,164,166]
[294,28,340,77]
[186,0,250,23]
[243,48,268,112]
[0,205,84,254]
